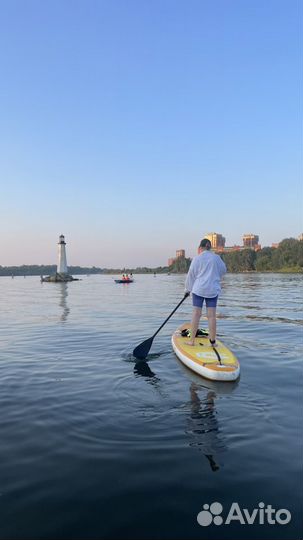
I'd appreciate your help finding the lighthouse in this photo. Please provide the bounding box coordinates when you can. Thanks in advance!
[41,234,79,282]
[57,234,68,275]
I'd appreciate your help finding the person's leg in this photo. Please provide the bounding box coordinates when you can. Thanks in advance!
[206,307,216,343]
[207,307,217,341]
[186,306,202,346]
[205,296,218,345]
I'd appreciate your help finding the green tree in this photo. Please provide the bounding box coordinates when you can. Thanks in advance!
[255,247,273,271]
[169,256,191,273]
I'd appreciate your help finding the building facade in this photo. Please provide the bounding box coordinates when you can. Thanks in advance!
[242,234,259,248]
[168,249,186,266]
[205,233,226,249]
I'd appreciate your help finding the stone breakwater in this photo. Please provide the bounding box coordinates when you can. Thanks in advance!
[41,273,79,282]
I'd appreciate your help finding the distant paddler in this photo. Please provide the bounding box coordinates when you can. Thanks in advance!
[114,273,134,284]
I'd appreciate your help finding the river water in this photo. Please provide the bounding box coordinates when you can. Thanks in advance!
[0,273,301,540]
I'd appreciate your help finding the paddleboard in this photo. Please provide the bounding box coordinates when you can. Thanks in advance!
[172,323,240,382]
[114,279,134,283]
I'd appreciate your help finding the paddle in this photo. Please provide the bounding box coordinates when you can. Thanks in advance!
[133,292,190,360]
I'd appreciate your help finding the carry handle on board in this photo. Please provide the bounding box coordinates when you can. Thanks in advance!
[132,292,190,360]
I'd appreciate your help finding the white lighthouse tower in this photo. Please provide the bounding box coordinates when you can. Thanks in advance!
[41,234,78,282]
[57,234,68,275]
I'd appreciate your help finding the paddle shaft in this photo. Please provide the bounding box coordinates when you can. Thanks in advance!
[132,292,190,360]
[151,293,189,339]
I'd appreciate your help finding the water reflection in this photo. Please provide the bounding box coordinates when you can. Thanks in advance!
[134,361,157,379]
[134,361,166,398]
[58,283,70,322]
[182,365,238,471]
[186,383,222,471]
[134,359,238,471]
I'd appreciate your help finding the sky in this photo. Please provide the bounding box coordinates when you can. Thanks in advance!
[0,0,301,267]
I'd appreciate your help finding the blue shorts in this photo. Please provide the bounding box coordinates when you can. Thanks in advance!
[192,293,218,308]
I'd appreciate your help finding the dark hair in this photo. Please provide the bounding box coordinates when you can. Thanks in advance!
[199,238,211,249]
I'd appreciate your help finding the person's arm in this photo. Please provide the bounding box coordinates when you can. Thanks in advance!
[185,258,197,292]
[217,256,227,277]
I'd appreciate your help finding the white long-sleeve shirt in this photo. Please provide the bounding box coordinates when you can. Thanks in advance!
[185,251,227,298]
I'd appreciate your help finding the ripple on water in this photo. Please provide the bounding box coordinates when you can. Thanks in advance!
[0,274,301,539]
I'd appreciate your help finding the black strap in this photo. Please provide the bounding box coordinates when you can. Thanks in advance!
[199,341,222,365]
[212,346,222,365]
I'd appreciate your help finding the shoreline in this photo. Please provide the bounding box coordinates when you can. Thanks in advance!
[1,268,302,277]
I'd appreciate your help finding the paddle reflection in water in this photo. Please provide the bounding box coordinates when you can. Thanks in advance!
[133,361,167,399]
[134,361,158,380]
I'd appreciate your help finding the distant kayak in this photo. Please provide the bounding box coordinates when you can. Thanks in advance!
[114,279,134,284]
[172,323,240,382]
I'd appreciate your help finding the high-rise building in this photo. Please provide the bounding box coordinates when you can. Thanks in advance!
[168,249,186,266]
[205,233,226,249]
[243,234,259,248]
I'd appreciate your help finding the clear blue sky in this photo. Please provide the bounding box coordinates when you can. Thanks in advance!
[0,0,301,267]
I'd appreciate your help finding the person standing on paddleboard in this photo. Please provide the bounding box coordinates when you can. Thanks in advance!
[185,238,226,347]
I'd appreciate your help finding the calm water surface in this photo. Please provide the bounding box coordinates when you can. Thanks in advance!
[0,274,302,540]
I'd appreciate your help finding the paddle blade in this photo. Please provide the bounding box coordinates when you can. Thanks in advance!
[133,337,154,360]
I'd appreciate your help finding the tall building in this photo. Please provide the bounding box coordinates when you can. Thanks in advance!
[168,249,186,266]
[205,233,226,249]
[243,234,259,248]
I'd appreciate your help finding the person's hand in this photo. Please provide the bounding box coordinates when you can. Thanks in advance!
[184,290,190,297]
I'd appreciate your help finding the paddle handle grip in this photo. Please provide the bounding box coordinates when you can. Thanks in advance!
[152,292,190,339]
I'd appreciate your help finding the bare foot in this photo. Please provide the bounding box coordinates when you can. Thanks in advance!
[185,341,195,346]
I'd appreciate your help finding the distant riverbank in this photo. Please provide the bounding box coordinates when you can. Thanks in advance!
[1,238,302,277]
[0,266,302,277]
[0,265,168,277]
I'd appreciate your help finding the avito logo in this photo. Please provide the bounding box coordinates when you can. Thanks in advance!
[197,502,291,527]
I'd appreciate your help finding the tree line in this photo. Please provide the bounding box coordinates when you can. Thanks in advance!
[0,265,104,277]
[168,238,303,273]
[221,238,303,272]
[1,239,302,276]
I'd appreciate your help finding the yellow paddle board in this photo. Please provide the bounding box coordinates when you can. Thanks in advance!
[172,323,240,382]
